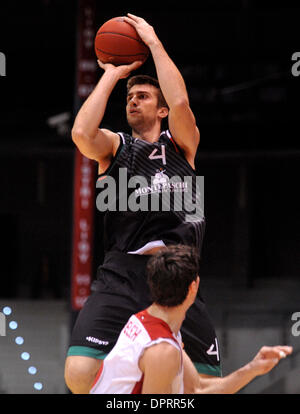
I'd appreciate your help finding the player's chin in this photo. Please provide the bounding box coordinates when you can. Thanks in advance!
[127,115,143,129]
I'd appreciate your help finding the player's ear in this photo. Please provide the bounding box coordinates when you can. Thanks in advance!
[158,106,169,120]
[189,276,200,296]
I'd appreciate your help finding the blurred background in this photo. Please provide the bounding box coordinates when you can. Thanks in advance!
[0,0,299,394]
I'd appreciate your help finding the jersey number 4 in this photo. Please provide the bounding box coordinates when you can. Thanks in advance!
[206,338,220,362]
[148,145,166,165]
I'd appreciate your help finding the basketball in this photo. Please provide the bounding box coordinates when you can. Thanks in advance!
[94,17,149,66]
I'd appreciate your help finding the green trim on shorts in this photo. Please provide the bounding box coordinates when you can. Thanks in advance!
[67,347,221,377]
[194,362,222,377]
[67,346,107,360]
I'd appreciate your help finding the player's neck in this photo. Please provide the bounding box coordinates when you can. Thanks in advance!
[147,303,185,335]
[131,124,161,143]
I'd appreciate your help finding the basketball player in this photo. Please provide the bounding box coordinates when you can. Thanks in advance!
[65,13,218,393]
[90,245,292,394]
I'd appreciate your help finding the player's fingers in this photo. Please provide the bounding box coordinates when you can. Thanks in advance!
[279,345,293,354]
[279,351,286,358]
[276,346,293,358]
[123,16,136,27]
[119,61,143,79]
[260,346,292,360]
[129,60,143,69]
[268,346,293,358]
[127,13,142,22]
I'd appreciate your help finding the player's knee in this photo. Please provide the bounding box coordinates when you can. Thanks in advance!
[64,356,101,394]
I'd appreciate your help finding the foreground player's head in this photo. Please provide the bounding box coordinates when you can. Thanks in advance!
[127,75,168,109]
[146,245,200,308]
[126,75,169,134]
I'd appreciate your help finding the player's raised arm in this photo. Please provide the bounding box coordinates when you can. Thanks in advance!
[124,14,200,167]
[72,60,142,163]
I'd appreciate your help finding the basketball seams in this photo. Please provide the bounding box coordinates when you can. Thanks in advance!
[97,31,146,46]
[95,47,148,58]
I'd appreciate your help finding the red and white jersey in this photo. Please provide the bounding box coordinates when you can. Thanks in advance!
[90,309,184,394]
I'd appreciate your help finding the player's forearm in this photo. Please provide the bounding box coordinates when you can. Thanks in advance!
[196,363,257,394]
[149,40,189,108]
[72,69,119,139]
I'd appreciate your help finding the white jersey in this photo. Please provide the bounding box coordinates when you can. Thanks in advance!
[90,309,184,394]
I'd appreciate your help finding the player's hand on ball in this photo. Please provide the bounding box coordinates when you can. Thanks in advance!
[97,59,142,79]
[250,345,293,376]
[124,13,159,47]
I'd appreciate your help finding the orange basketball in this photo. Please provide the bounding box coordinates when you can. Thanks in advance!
[94,17,149,66]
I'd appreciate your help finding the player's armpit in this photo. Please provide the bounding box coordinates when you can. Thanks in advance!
[139,342,181,394]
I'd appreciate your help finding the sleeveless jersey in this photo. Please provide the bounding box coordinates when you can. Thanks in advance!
[96,130,205,255]
[89,309,183,394]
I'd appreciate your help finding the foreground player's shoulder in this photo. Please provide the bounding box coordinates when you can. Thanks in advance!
[116,131,136,145]
[160,129,182,153]
[139,342,181,391]
[145,341,181,365]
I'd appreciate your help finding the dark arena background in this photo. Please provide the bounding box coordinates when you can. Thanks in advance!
[0,0,299,395]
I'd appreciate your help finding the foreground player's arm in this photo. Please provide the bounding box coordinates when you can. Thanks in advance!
[139,342,181,394]
[125,14,199,166]
[72,60,141,162]
[183,345,293,394]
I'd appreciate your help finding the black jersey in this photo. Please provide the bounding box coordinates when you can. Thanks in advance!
[96,130,205,255]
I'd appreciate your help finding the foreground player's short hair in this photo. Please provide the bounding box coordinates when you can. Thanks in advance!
[146,245,200,307]
[127,75,169,109]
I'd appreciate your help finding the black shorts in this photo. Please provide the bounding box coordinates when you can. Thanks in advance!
[68,251,222,377]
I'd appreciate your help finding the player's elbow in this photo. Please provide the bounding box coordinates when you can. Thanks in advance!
[71,127,95,146]
[71,127,84,143]
[171,97,190,112]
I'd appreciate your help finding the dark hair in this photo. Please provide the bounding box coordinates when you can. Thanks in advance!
[146,245,200,307]
[127,75,168,109]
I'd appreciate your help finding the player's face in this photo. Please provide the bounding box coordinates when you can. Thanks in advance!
[126,84,161,132]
